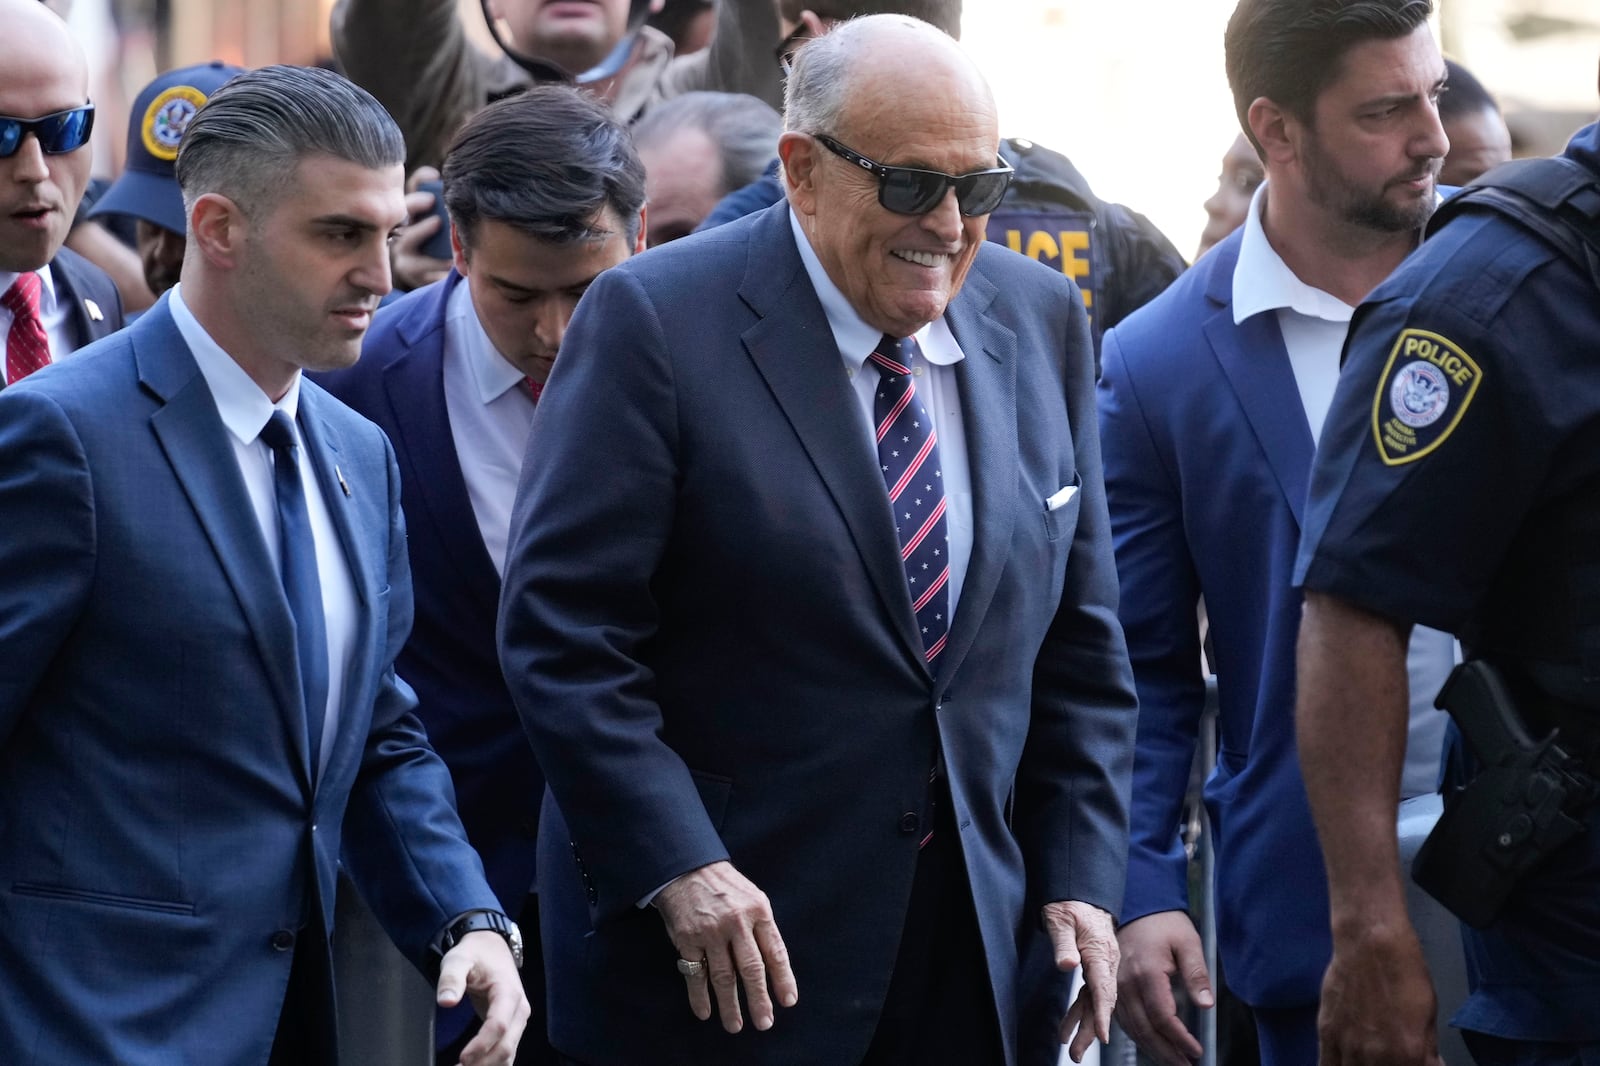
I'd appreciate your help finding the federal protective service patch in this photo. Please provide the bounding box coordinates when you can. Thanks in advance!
[1370,328,1482,465]
[141,86,209,162]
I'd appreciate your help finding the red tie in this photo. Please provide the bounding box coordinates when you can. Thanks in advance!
[524,377,544,404]
[3,273,51,385]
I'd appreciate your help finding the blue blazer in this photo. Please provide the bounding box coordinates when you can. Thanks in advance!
[317,272,543,914]
[1098,229,1330,1007]
[497,202,1139,1065]
[0,297,499,1065]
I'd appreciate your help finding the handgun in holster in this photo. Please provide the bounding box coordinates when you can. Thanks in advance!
[1411,659,1600,928]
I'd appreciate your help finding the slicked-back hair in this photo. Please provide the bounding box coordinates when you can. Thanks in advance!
[1225,0,1434,153]
[633,91,783,199]
[442,84,646,249]
[1439,58,1500,121]
[777,0,961,39]
[176,64,403,220]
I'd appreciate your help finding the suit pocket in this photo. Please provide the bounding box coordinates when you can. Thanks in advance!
[1042,475,1083,543]
[12,881,196,916]
[689,769,733,832]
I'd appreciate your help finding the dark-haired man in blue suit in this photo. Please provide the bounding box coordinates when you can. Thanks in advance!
[318,83,646,1065]
[1099,1,1458,1063]
[497,15,1137,1066]
[0,61,525,1066]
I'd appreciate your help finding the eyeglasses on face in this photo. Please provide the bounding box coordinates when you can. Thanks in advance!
[813,134,1014,217]
[0,104,95,159]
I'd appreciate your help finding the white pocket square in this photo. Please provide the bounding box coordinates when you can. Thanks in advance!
[1045,485,1079,512]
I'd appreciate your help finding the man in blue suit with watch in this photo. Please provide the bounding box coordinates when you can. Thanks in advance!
[0,60,527,1066]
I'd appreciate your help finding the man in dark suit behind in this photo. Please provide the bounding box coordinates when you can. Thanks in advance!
[318,83,647,1064]
[0,62,527,1065]
[497,14,1138,1066]
[0,0,121,389]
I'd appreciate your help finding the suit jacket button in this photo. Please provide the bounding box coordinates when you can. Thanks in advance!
[271,930,296,952]
[899,812,919,835]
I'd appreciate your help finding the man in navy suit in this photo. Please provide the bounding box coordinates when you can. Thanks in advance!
[0,0,121,389]
[0,63,527,1065]
[319,84,647,1065]
[1099,1,1457,1063]
[497,15,1138,1066]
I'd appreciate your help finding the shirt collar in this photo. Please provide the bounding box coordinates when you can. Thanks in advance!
[0,265,59,317]
[1232,182,1356,326]
[786,207,965,372]
[169,283,300,445]
[447,276,525,404]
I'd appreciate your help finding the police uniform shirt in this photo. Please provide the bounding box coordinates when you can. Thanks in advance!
[1293,122,1600,1044]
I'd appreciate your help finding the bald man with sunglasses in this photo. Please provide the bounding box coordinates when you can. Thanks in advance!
[0,0,122,388]
[497,15,1136,1066]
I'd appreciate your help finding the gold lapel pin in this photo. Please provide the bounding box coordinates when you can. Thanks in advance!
[336,465,351,497]
[84,298,104,323]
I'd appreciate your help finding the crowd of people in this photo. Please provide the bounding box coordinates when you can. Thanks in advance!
[0,0,1596,1064]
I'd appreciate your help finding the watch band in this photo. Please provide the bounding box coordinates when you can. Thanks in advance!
[436,909,524,969]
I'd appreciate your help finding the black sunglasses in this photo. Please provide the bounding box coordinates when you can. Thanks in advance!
[0,104,95,159]
[814,134,1013,217]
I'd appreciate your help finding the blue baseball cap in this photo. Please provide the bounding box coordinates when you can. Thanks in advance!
[89,61,246,235]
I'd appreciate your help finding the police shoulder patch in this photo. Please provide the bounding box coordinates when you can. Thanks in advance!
[1369,328,1482,466]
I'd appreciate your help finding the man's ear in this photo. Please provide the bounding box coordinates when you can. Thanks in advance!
[777,131,818,216]
[1247,96,1299,170]
[633,205,648,254]
[187,192,247,271]
[450,217,470,276]
[797,10,828,38]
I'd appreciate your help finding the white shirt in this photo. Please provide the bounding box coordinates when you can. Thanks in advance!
[1231,182,1454,797]
[441,279,536,578]
[170,284,358,779]
[788,207,975,619]
[0,265,73,382]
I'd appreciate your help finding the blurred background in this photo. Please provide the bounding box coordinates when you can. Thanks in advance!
[61,0,1600,277]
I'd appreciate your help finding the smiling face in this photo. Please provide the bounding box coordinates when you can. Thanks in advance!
[785,49,996,339]
[229,154,406,391]
[0,3,91,273]
[1296,26,1449,234]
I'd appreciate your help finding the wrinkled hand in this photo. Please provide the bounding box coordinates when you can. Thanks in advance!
[654,860,798,1034]
[1318,925,1443,1066]
[435,929,529,1066]
[393,165,451,292]
[1043,899,1120,1063]
[1114,910,1213,1066]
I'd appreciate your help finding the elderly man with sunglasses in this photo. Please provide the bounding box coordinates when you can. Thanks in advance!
[0,0,122,388]
[496,14,1136,1066]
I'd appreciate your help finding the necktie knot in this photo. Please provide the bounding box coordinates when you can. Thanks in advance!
[868,333,915,379]
[260,411,299,455]
[3,273,42,320]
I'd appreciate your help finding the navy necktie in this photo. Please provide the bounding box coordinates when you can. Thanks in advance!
[260,411,329,772]
[869,333,949,669]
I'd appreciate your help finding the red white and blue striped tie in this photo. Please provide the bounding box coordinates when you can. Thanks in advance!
[870,333,949,668]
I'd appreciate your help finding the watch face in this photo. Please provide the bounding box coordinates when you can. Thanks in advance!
[507,921,525,969]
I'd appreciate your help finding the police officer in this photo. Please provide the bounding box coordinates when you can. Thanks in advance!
[1293,112,1600,1065]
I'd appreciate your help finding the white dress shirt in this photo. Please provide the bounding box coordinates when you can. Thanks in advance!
[1231,183,1454,797]
[441,279,537,578]
[788,208,975,619]
[170,284,358,778]
[1,265,73,381]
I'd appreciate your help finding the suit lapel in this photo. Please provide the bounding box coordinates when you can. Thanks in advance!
[381,278,502,606]
[51,249,112,352]
[136,301,312,787]
[737,206,928,673]
[940,268,1017,686]
[1203,244,1315,528]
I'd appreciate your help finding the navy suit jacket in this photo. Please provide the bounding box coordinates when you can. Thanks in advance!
[0,296,499,1065]
[1098,229,1331,1007]
[316,271,543,917]
[497,202,1138,1065]
[0,248,124,394]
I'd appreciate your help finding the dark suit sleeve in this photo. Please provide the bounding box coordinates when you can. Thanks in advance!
[340,431,500,963]
[1095,327,1206,923]
[497,267,730,926]
[1014,289,1140,915]
[0,388,95,748]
